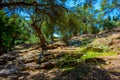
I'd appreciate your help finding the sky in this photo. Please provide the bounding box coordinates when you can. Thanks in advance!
[65,0,101,9]
[5,0,119,20]
[65,0,77,7]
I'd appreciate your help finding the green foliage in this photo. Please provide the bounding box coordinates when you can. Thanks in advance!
[0,14,17,52]
[80,51,117,62]
[28,34,40,43]
[0,12,30,53]
[57,53,82,68]
[77,46,117,62]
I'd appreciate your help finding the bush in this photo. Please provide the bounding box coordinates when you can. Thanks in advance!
[28,34,40,43]
[0,13,23,53]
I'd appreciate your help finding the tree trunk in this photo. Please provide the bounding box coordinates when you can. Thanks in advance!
[83,30,88,34]
[51,33,54,42]
[73,30,77,36]
[0,39,3,55]
[31,25,48,51]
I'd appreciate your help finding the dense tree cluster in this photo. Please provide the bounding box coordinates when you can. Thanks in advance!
[0,12,20,53]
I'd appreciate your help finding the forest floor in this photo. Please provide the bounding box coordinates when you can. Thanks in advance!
[0,27,120,80]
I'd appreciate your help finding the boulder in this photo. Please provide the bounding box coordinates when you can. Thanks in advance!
[67,39,81,46]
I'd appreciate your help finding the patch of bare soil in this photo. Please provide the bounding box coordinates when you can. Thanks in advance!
[0,43,81,80]
[100,55,120,69]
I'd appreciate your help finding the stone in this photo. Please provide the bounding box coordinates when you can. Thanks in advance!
[67,39,81,46]
[110,33,120,39]
[21,63,39,71]
[48,41,66,49]
[0,54,15,65]
[0,68,18,76]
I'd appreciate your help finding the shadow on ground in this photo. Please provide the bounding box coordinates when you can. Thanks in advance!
[24,58,120,80]
[62,63,120,80]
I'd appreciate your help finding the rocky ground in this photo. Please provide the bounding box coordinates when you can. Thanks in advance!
[0,27,120,80]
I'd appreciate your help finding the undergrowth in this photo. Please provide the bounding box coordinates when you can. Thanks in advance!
[56,45,117,70]
[76,46,117,62]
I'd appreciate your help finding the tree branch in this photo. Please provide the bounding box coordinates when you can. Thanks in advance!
[0,2,68,10]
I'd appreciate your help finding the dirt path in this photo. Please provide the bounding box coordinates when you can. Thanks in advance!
[100,55,120,70]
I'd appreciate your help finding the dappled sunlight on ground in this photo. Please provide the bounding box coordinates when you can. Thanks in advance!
[0,27,120,80]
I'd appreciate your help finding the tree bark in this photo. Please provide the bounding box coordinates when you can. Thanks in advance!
[31,24,48,51]
[73,30,77,36]
[51,33,54,42]
[0,39,3,55]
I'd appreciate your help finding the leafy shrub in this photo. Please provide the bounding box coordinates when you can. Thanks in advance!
[28,34,40,43]
[0,15,17,53]
[0,13,26,53]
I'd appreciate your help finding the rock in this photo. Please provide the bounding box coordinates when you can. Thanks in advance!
[91,38,112,46]
[0,54,15,60]
[48,41,66,49]
[8,75,18,79]
[67,39,81,46]
[0,54,15,65]
[39,61,56,69]
[0,69,11,75]
[18,76,25,80]
[21,63,40,71]
[19,51,40,63]
[110,33,120,39]
[0,69,18,76]
[110,39,120,45]
[0,59,7,65]
[0,65,5,70]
